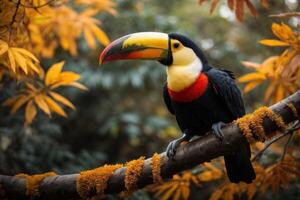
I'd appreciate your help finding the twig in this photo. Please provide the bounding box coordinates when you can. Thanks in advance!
[10,0,56,9]
[269,12,300,18]
[280,131,294,161]
[8,0,21,42]
[252,120,300,162]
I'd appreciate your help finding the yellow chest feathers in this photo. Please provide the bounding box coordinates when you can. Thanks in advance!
[166,58,203,92]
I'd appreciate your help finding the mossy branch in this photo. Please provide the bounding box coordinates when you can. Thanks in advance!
[0,90,300,200]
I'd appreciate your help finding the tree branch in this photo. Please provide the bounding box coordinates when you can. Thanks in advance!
[251,120,300,162]
[1,90,300,200]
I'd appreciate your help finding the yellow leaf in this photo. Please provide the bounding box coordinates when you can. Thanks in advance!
[274,84,285,103]
[153,183,174,197]
[50,72,80,89]
[238,73,266,83]
[45,61,65,86]
[160,184,178,200]
[12,51,28,74]
[173,186,182,200]
[7,49,16,72]
[84,29,96,49]
[34,95,51,115]
[89,23,110,46]
[69,82,88,91]
[27,61,41,74]
[181,185,190,200]
[264,82,275,102]
[25,83,38,92]
[10,95,31,114]
[49,91,75,110]
[243,81,263,93]
[44,96,67,117]
[259,39,289,47]
[25,100,37,125]
[3,95,20,106]
[13,48,39,63]
[0,40,8,56]
[241,61,260,69]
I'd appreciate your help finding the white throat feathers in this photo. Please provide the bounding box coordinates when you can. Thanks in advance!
[166,56,203,92]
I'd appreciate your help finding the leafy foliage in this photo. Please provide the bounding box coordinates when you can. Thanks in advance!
[150,162,223,200]
[3,61,87,125]
[198,0,269,21]
[0,0,114,124]
[239,23,300,104]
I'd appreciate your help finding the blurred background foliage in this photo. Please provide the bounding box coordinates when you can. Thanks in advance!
[0,0,299,199]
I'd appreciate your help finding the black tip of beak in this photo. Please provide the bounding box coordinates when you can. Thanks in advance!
[99,35,130,65]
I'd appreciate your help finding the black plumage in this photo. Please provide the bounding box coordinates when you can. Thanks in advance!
[163,66,256,183]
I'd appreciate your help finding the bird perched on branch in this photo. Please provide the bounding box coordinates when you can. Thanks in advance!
[99,32,256,183]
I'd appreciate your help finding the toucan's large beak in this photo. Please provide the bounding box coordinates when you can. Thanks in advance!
[99,32,169,64]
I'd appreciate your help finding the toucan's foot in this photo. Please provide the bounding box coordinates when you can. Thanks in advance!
[166,133,191,159]
[212,122,226,140]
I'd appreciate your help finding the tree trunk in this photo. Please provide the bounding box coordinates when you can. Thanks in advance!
[0,90,299,200]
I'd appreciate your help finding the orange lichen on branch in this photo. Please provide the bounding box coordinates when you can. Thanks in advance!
[125,156,145,192]
[76,164,123,199]
[235,114,255,142]
[151,153,162,183]
[236,107,287,143]
[286,103,298,118]
[15,172,57,199]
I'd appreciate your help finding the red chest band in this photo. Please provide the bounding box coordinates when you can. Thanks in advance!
[168,73,208,102]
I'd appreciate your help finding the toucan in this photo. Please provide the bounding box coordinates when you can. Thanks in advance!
[99,32,256,183]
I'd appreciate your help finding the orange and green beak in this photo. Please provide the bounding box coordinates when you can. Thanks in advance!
[99,32,170,64]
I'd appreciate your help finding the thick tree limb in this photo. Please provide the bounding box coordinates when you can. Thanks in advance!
[1,90,300,200]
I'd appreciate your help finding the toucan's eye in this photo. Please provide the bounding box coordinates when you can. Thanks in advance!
[173,43,180,49]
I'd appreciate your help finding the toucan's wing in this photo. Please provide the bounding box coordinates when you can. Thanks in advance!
[163,83,175,115]
[206,68,245,118]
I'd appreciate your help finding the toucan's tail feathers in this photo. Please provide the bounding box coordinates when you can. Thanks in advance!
[224,142,256,184]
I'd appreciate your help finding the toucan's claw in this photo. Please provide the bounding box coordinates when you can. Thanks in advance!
[211,121,226,140]
[166,133,191,160]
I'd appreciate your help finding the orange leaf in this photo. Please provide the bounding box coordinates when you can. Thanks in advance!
[12,50,28,74]
[89,23,110,46]
[238,73,266,83]
[245,0,257,17]
[7,49,16,72]
[210,0,219,14]
[264,82,275,102]
[44,96,67,117]
[198,0,208,5]
[3,95,20,107]
[160,184,178,200]
[274,84,285,103]
[0,40,8,56]
[25,100,37,126]
[259,0,269,8]
[34,95,51,115]
[84,29,96,49]
[13,48,39,63]
[49,91,75,110]
[259,39,289,47]
[68,82,88,91]
[241,61,260,69]
[235,0,244,21]
[243,81,263,93]
[181,185,190,200]
[227,0,234,10]
[45,61,65,86]
[10,95,31,114]
[50,72,80,89]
